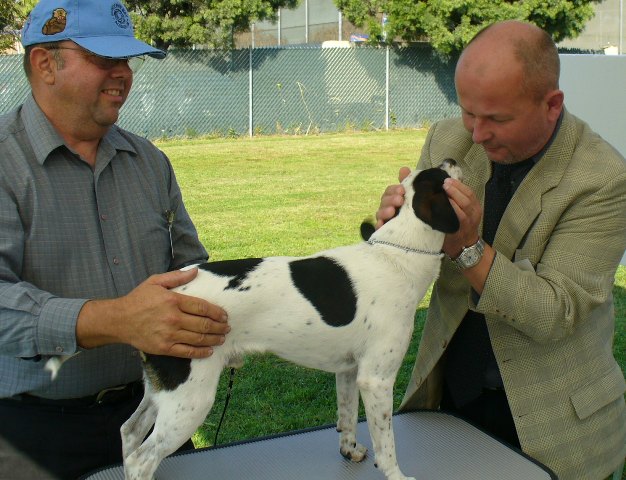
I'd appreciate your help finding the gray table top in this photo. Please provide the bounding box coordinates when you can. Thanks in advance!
[83,410,556,480]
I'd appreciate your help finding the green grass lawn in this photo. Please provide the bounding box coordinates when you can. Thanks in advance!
[158,130,626,453]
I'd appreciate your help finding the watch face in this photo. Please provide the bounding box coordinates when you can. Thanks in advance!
[464,249,480,265]
[458,245,481,268]
[454,239,484,268]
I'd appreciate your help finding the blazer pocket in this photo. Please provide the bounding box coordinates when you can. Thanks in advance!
[570,363,626,420]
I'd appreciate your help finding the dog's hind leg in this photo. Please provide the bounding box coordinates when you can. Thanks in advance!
[336,368,368,462]
[358,372,415,480]
[121,387,157,461]
[123,369,222,480]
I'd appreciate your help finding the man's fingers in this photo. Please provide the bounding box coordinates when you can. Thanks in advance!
[168,344,215,359]
[384,183,406,200]
[176,292,228,320]
[189,329,227,347]
[376,205,398,225]
[148,267,199,290]
[165,326,228,359]
[398,166,411,182]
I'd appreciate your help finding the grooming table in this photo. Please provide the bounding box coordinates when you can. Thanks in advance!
[82,410,556,480]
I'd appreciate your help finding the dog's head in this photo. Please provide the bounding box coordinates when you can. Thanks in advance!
[408,159,461,234]
[361,159,461,240]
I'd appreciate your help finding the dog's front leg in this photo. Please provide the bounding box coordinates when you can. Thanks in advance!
[336,368,367,462]
[358,375,415,480]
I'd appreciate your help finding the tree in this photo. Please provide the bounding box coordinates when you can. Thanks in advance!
[1,0,36,52]
[126,0,299,51]
[334,0,602,55]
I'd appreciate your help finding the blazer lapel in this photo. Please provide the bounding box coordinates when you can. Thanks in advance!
[458,143,491,205]
[492,111,578,258]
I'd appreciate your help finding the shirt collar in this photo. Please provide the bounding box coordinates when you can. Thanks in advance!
[496,109,565,180]
[21,94,137,166]
[528,109,564,165]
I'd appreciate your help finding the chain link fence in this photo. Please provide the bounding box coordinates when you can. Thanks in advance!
[0,45,459,139]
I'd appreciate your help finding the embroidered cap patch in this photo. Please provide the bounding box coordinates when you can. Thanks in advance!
[42,8,67,35]
[111,3,131,29]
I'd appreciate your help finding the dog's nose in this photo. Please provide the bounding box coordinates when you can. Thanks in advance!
[440,158,457,169]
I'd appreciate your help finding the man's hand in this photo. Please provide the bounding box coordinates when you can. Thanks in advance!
[441,177,483,258]
[76,268,230,359]
[375,167,411,229]
[442,177,494,294]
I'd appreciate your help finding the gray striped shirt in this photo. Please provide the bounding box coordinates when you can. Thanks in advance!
[0,95,208,398]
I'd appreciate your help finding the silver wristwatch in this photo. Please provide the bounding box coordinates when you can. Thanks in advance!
[452,237,485,269]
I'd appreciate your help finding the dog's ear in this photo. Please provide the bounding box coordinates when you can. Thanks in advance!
[360,220,376,241]
[411,169,460,234]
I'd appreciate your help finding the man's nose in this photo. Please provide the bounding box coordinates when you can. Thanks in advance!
[471,118,492,144]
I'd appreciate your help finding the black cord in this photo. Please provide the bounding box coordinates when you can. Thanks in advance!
[213,367,237,446]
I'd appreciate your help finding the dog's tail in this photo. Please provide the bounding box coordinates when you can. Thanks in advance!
[45,356,66,380]
[360,219,376,241]
[44,353,79,381]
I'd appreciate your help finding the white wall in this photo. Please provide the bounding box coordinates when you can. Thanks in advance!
[558,0,625,53]
[559,54,626,265]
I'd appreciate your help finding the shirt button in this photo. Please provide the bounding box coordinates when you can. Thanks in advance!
[100,214,108,221]
[55,346,64,353]
[113,257,120,265]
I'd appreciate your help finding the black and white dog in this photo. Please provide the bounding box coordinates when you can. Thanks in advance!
[120,160,461,480]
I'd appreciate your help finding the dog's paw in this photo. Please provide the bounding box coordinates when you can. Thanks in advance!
[360,219,376,241]
[340,442,368,462]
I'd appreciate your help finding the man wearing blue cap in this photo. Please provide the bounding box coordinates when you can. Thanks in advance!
[0,1,230,478]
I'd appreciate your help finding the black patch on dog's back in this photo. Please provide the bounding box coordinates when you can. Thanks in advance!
[142,354,191,391]
[199,258,263,290]
[289,256,357,327]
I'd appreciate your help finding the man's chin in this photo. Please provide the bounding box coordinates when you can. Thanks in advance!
[484,147,513,164]
[96,112,120,128]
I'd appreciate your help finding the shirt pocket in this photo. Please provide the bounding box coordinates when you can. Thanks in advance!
[126,208,172,273]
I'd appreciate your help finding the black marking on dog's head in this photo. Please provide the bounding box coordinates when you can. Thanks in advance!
[142,353,191,392]
[289,256,357,327]
[411,168,460,233]
[199,258,263,290]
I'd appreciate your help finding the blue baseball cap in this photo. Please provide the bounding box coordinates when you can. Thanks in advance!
[21,0,166,59]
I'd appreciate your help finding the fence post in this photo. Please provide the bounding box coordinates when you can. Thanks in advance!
[249,47,254,137]
[385,45,390,131]
[338,12,342,41]
[305,0,309,44]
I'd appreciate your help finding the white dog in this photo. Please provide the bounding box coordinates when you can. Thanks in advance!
[120,160,462,480]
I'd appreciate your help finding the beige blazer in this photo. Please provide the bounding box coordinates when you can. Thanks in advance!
[399,110,626,480]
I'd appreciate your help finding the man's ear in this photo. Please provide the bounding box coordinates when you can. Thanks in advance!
[545,89,564,122]
[29,47,58,85]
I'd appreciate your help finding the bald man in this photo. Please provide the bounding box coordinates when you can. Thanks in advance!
[378,21,626,480]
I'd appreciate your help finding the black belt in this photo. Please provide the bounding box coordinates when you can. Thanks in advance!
[7,380,143,408]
